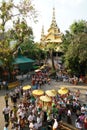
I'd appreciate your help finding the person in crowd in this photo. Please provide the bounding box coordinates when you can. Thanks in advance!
[15,87,20,99]
[33,120,39,130]
[12,93,17,105]
[76,89,80,98]
[84,116,87,130]
[28,112,34,123]
[2,80,6,90]
[9,90,13,103]
[20,85,23,96]
[36,113,42,128]
[79,113,85,128]
[18,115,25,130]
[67,109,72,124]
[85,90,87,101]
[12,105,18,119]
[41,110,47,123]
[4,93,9,106]
[4,122,9,130]
[75,118,83,130]
[29,120,34,130]
[52,118,58,130]
[3,104,10,123]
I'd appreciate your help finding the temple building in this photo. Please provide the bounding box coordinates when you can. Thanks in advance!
[40,7,62,48]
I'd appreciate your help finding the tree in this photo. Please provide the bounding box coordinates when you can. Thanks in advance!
[0,0,37,65]
[70,20,86,34]
[10,18,33,53]
[0,0,37,80]
[62,20,87,76]
[20,40,46,64]
[46,43,56,70]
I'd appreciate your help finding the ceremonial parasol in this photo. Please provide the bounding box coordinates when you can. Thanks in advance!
[40,95,52,102]
[45,90,57,97]
[51,89,57,95]
[32,89,44,96]
[23,85,31,90]
[58,87,69,95]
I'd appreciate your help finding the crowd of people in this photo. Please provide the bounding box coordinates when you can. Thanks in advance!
[2,68,87,130]
[56,71,85,85]
[31,70,51,89]
[2,86,87,130]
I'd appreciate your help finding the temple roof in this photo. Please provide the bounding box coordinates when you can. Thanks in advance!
[40,7,62,44]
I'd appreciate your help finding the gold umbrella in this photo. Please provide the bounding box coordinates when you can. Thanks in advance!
[45,90,57,97]
[40,95,52,102]
[23,85,31,90]
[51,89,57,95]
[58,87,69,95]
[32,89,44,96]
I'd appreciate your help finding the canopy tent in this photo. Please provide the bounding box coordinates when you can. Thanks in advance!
[12,54,34,72]
[12,55,34,64]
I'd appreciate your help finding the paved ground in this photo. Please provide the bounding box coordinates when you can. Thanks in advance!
[0,79,87,129]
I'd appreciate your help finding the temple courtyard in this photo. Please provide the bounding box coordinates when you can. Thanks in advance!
[0,78,87,130]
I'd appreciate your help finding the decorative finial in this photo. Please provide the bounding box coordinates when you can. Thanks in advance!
[40,25,45,42]
[41,25,44,36]
[51,7,57,28]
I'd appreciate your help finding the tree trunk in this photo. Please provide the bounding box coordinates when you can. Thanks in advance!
[50,49,55,70]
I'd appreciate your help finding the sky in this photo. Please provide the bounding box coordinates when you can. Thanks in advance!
[32,0,87,42]
[5,0,87,42]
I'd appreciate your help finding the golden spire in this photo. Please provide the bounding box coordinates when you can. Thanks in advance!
[51,7,57,28]
[41,25,44,38]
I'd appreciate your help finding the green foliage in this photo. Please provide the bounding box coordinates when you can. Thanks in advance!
[62,20,87,75]
[70,20,86,34]
[0,0,37,70]
[20,40,45,61]
[17,0,38,22]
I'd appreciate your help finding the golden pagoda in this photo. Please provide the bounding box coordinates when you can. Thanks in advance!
[40,7,62,46]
